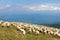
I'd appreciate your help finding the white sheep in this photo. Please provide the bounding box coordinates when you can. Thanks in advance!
[50,31,54,35]
[2,22,11,26]
[20,28,26,35]
[0,20,4,24]
[38,28,44,33]
[53,32,58,36]
[44,30,48,34]
[48,31,51,35]
[32,28,35,32]
[35,31,40,34]
[45,29,52,35]
[6,22,11,26]
[17,26,26,35]
[17,26,21,29]
[28,28,32,32]
[57,33,60,37]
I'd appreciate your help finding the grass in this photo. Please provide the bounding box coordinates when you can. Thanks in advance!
[0,25,60,40]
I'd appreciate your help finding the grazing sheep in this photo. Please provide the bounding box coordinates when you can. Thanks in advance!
[32,28,36,32]
[39,29,43,33]
[6,22,11,26]
[17,26,26,35]
[28,28,32,32]
[20,29,26,35]
[57,33,60,37]
[24,24,29,27]
[41,28,45,32]
[1,22,11,28]
[2,22,9,26]
[44,30,48,34]
[45,29,51,35]
[35,31,40,35]
[50,31,54,35]
[53,32,58,36]
[47,30,50,33]
[17,26,21,29]
[0,20,4,24]
[11,23,16,27]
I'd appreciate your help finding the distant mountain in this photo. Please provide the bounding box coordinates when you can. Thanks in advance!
[44,23,60,28]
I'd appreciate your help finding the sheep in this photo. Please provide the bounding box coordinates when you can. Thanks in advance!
[41,28,45,32]
[1,22,11,28]
[48,31,51,35]
[0,20,4,24]
[17,26,21,29]
[2,22,10,26]
[16,26,26,35]
[57,33,60,37]
[53,30,59,35]
[24,24,29,27]
[44,28,53,34]
[20,28,26,35]
[6,22,11,26]
[32,26,40,35]
[44,30,48,34]
[50,31,54,35]
[11,22,20,27]
[32,28,36,32]
[39,29,43,33]
[53,32,58,36]
[35,30,40,35]
[28,28,32,33]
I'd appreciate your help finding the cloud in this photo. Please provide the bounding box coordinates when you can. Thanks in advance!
[20,5,60,11]
[0,4,11,10]
[0,4,60,12]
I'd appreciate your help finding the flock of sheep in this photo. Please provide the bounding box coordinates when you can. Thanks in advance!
[0,20,60,37]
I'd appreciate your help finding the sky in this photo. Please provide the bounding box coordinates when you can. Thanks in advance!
[0,0,60,24]
[0,0,60,4]
[0,0,60,12]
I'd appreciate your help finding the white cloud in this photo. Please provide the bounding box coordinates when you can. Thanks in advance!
[0,4,11,10]
[20,5,60,11]
[0,4,60,11]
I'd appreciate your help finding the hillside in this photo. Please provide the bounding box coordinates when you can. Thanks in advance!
[0,21,60,40]
[44,23,60,28]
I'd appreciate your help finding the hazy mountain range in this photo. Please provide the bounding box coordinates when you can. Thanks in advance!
[0,11,60,25]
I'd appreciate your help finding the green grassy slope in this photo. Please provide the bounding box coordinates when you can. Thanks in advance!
[0,25,60,40]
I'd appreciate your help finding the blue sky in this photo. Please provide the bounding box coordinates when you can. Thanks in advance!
[0,0,60,4]
[0,0,60,12]
[0,0,60,24]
